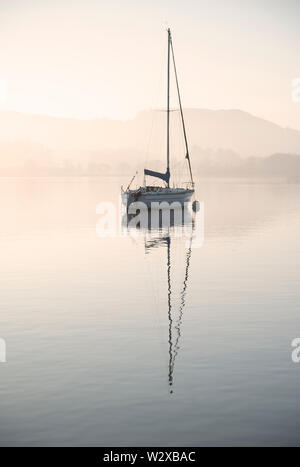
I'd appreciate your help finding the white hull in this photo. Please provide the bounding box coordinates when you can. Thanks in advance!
[122,188,194,207]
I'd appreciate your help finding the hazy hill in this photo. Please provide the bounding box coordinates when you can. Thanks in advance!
[1,108,300,176]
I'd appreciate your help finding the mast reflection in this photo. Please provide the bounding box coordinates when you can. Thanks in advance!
[123,205,194,394]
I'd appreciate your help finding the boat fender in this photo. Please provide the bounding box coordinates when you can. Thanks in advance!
[192,200,200,213]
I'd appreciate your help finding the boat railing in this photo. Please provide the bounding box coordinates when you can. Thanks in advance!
[182,181,195,190]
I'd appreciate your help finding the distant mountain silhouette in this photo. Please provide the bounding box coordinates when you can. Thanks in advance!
[1,108,300,176]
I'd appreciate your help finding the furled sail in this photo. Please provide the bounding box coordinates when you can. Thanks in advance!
[144,168,170,184]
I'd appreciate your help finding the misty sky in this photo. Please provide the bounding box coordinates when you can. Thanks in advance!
[0,0,300,129]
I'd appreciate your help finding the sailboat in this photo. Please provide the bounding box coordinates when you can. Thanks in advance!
[122,28,195,207]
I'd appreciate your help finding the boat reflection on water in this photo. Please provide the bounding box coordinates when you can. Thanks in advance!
[121,201,198,242]
[122,204,195,394]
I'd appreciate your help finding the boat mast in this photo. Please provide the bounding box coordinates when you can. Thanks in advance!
[167,28,171,188]
[170,33,194,188]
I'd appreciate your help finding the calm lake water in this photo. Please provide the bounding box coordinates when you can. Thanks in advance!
[1,176,300,446]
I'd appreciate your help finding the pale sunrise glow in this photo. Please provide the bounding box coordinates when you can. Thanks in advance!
[0,0,299,129]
